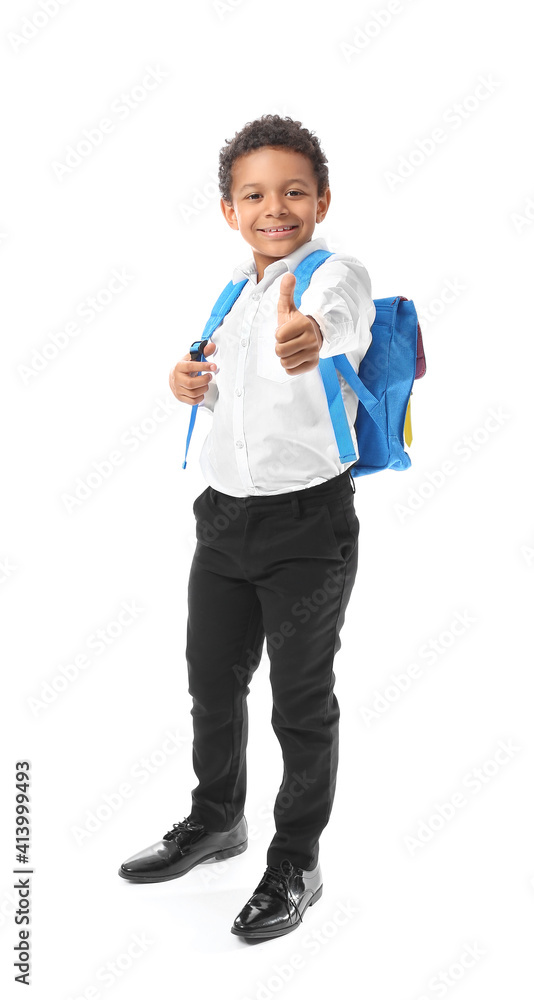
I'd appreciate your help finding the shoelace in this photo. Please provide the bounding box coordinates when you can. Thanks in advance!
[257,859,305,925]
[163,816,204,843]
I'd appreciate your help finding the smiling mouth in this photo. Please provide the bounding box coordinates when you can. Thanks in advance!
[258,225,299,234]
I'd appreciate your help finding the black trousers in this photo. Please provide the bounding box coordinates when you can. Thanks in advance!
[185,466,359,870]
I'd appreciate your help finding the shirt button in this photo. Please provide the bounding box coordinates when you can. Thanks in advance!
[251,292,259,301]
[235,388,242,396]
[236,440,244,449]
[240,338,247,347]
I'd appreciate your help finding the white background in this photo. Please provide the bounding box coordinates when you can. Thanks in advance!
[1,0,533,997]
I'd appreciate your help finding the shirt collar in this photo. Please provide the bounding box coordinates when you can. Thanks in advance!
[232,235,329,286]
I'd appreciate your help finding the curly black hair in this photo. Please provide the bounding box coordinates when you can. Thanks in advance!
[218,114,329,205]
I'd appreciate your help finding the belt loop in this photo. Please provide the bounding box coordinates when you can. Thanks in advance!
[349,471,355,494]
[291,494,300,518]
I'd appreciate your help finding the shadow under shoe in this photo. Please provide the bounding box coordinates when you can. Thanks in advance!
[118,815,248,883]
[231,858,323,939]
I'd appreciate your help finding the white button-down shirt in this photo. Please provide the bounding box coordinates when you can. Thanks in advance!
[196,235,376,497]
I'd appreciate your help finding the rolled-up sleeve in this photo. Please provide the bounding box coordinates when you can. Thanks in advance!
[299,254,376,364]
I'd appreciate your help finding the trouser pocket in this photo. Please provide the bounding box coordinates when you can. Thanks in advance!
[192,487,209,518]
[319,498,359,558]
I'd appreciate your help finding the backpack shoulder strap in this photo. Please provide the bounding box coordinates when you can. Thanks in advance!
[294,249,365,464]
[292,249,334,308]
[200,278,248,342]
[294,248,368,462]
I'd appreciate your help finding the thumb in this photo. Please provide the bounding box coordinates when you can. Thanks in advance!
[203,341,216,357]
[277,272,297,328]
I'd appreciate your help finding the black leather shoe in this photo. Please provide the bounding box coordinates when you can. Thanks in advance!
[231,858,322,939]
[118,816,247,883]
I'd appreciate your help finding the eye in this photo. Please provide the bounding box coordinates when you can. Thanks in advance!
[246,193,261,200]
[287,190,304,196]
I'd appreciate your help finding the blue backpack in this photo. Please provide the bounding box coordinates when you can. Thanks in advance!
[182,248,426,477]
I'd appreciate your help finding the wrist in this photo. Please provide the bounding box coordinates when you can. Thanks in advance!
[306,315,323,347]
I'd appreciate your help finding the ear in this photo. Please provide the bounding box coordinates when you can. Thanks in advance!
[316,186,331,223]
[220,198,239,231]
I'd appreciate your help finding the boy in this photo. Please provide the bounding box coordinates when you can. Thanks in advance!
[118,114,376,941]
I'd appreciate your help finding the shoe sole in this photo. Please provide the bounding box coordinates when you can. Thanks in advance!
[118,838,248,883]
[230,883,323,938]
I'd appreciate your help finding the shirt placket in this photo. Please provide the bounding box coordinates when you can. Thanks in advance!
[232,287,262,494]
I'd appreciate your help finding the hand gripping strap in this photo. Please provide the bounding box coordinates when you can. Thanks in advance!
[182,277,247,469]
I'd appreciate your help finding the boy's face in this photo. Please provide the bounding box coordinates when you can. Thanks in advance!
[220,146,331,280]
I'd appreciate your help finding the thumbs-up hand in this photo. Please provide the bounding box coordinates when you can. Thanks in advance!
[275,272,323,376]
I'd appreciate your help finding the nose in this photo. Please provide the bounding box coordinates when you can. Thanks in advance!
[263,193,288,217]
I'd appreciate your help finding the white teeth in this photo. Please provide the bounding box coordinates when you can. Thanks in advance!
[264,226,294,232]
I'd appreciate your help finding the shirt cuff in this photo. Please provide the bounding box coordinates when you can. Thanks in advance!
[305,309,362,360]
[314,313,374,362]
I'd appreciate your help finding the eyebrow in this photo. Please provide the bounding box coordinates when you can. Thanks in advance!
[238,178,311,193]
